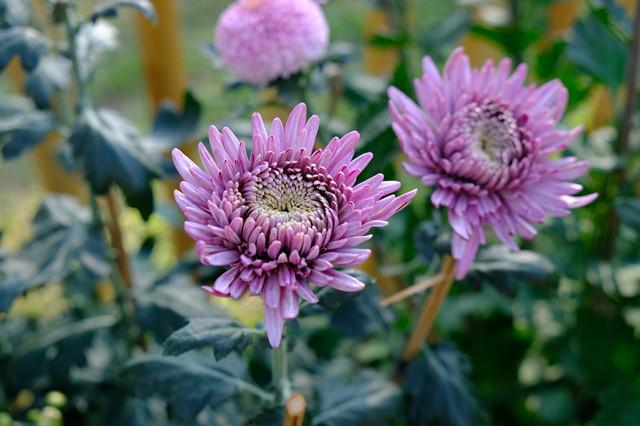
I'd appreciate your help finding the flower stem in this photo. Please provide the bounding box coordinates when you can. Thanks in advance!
[272,336,291,404]
[62,3,90,112]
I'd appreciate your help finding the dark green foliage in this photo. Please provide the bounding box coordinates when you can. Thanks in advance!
[0,96,54,159]
[6,314,117,388]
[88,0,156,23]
[163,317,259,360]
[0,196,110,312]
[24,56,71,109]
[69,108,160,219]
[330,281,391,338]
[467,246,557,295]
[314,370,400,426]
[404,344,483,426]
[569,10,628,90]
[420,10,472,61]
[0,26,48,72]
[616,197,640,233]
[120,354,266,419]
[146,91,202,151]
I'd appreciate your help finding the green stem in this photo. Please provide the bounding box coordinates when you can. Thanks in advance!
[271,336,291,403]
[62,3,89,112]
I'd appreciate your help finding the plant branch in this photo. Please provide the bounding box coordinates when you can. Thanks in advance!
[62,2,89,112]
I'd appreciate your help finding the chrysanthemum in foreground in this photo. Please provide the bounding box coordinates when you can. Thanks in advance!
[172,104,416,346]
[214,0,329,85]
[389,47,597,279]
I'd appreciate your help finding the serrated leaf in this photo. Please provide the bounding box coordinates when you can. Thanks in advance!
[70,108,160,219]
[6,315,118,388]
[467,246,556,295]
[404,343,483,426]
[568,12,627,89]
[135,263,228,343]
[89,0,156,23]
[25,55,71,109]
[0,99,54,159]
[0,26,48,72]
[313,370,400,426]
[616,197,640,233]
[0,196,110,312]
[146,91,201,151]
[121,354,269,419]
[163,317,259,360]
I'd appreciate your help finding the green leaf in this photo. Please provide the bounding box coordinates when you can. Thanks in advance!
[70,108,160,219]
[330,276,392,338]
[0,26,49,72]
[121,355,270,419]
[421,10,471,60]
[6,315,118,388]
[146,91,201,151]
[89,0,156,23]
[25,55,71,109]
[313,370,400,426]
[0,196,110,312]
[616,197,640,233]
[0,97,54,159]
[0,0,31,28]
[299,271,391,338]
[163,318,259,360]
[404,343,483,426]
[592,386,640,426]
[568,11,627,90]
[467,246,557,295]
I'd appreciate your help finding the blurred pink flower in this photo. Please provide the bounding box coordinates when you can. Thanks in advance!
[172,103,416,346]
[214,0,329,84]
[389,47,597,279]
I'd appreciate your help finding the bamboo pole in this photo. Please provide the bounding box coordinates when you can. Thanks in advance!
[283,393,306,426]
[401,256,456,361]
[379,273,444,307]
[362,2,399,76]
[134,0,193,255]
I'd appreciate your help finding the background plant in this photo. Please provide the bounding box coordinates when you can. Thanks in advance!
[1,0,639,425]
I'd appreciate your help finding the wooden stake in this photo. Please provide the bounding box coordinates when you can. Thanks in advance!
[379,273,445,307]
[401,256,456,361]
[134,0,194,255]
[362,4,399,76]
[283,393,306,426]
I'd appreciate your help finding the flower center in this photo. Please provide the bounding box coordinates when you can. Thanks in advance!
[461,100,522,168]
[243,164,333,228]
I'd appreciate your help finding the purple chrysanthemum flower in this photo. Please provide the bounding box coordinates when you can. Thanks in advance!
[388,47,597,279]
[172,103,416,346]
[214,0,329,85]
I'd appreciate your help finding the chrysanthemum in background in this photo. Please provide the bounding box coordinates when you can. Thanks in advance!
[389,47,597,279]
[214,0,329,85]
[172,103,416,346]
